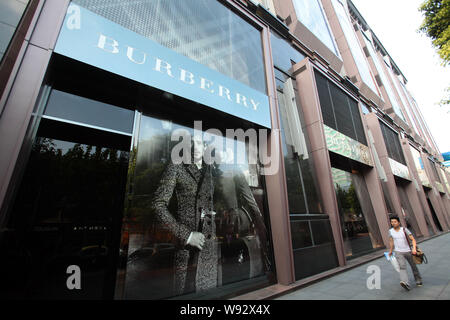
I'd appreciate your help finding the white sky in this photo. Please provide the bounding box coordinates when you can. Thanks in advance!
[351,0,450,153]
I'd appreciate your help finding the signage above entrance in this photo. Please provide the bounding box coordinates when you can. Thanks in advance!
[324,125,373,166]
[54,4,272,128]
[389,158,411,181]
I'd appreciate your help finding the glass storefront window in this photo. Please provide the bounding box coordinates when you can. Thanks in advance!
[2,47,275,299]
[1,110,131,299]
[72,0,267,94]
[117,114,273,299]
[331,0,378,94]
[292,0,339,56]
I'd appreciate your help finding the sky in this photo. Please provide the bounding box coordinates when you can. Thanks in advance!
[351,0,450,153]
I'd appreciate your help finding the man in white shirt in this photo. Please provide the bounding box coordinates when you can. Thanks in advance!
[388,215,423,291]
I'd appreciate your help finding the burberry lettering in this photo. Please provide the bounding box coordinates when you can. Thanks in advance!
[97,34,261,111]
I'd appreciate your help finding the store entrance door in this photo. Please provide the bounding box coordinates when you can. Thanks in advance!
[0,89,133,299]
[331,167,384,259]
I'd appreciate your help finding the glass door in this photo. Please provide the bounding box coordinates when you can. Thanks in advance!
[0,89,133,299]
[331,167,384,259]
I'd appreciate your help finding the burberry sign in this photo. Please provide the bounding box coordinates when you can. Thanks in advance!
[54,4,272,128]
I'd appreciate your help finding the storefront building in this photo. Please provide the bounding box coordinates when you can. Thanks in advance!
[0,0,449,300]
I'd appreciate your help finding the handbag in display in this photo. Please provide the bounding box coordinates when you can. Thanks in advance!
[403,228,428,264]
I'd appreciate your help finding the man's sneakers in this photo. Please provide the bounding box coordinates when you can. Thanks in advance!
[400,281,411,291]
[416,281,423,287]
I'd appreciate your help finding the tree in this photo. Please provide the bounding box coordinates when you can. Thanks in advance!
[419,0,450,109]
[419,0,450,66]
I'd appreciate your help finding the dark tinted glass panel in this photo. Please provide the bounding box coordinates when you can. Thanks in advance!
[391,133,405,164]
[291,215,338,280]
[73,0,266,93]
[382,123,391,160]
[379,121,406,165]
[44,90,134,134]
[1,120,130,299]
[330,84,355,140]
[315,71,367,146]
[315,71,337,130]
[349,100,367,145]
[290,221,313,249]
[283,158,307,213]
[310,220,334,245]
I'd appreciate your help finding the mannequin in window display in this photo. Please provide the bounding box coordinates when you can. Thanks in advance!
[213,149,270,283]
[151,135,219,295]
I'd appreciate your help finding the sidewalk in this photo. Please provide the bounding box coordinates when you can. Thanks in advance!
[275,232,450,300]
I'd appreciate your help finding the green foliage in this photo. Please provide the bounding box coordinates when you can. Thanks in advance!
[439,86,450,110]
[419,0,450,66]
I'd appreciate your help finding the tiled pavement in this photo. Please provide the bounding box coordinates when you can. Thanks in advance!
[275,232,450,300]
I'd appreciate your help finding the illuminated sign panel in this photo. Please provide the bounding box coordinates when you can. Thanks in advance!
[54,5,272,128]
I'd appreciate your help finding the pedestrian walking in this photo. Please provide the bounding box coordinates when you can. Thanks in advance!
[388,215,423,291]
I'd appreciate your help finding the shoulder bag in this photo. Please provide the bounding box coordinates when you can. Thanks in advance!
[403,228,427,264]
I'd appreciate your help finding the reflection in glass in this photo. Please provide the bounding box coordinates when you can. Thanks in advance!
[384,63,410,123]
[292,0,339,56]
[331,0,378,94]
[118,115,271,299]
[332,167,383,258]
[270,32,306,74]
[277,79,322,214]
[363,35,408,122]
[73,0,266,93]
[399,83,420,134]
[1,127,129,299]
[290,221,313,249]
[44,90,135,134]
[0,0,30,63]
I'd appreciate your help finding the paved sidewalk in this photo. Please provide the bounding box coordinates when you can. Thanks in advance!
[276,232,450,300]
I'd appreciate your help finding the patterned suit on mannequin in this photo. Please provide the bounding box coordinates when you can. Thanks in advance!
[151,158,218,295]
